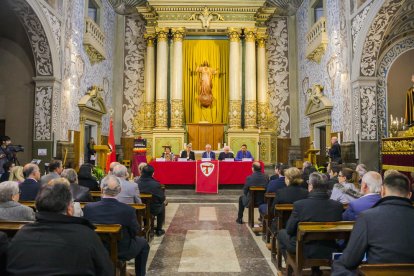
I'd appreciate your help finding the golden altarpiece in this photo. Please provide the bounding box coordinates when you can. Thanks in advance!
[133,1,279,164]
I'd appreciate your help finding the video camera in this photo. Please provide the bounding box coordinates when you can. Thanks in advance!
[8,145,24,153]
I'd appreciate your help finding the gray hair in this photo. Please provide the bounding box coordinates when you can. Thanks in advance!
[308,172,328,190]
[101,175,121,197]
[223,146,230,151]
[0,181,19,202]
[109,162,121,174]
[61,168,78,184]
[113,164,128,178]
[362,171,382,193]
[138,162,147,174]
[356,164,368,178]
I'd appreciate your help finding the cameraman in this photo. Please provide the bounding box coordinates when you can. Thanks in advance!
[0,136,13,176]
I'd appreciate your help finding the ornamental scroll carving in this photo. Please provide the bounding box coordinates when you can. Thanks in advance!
[188,7,224,29]
[34,86,52,140]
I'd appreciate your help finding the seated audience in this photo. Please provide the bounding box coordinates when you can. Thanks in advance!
[0,161,14,182]
[266,164,289,193]
[330,168,361,204]
[7,180,112,275]
[108,161,121,175]
[180,143,195,160]
[137,165,166,236]
[49,178,83,217]
[8,166,24,183]
[61,168,92,202]
[355,163,367,184]
[269,163,281,181]
[83,175,150,276]
[134,162,148,183]
[78,163,100,191]
[259,167,308,215]
[278,172,343,275]
[236,162,268,224]
[218,146,234,160]
[0,231,7,275]
[301,163,316,189]
[342,171,382,221]
[202,144,216,159]
[383,169,400,179]
[327,163,341,192]
[113,164,141,204]
[0,181,35,221]
[161,146,175,161]
[333,174,414,274]
[235,144,254,161]
[40,159,63,185]
[19,163,41,201]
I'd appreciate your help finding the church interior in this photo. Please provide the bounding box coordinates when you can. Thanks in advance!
[0,0,414,275]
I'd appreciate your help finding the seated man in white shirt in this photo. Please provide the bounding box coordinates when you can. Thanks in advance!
[202,144,215,159]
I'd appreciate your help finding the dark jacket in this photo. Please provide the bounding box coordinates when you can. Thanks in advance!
[180,150,195,160]
[242,171,268,206]
[70,183,93,202]
[218,151,234,160]
[202,151,216,159]
[267,176,286,193]
[272,184,309,210]
[7,212,113,275]
[83,198,145,260]
[333,196,414,275]
[327,175,338,191]
[269,174,279,181]
[329,142,342,163]
[137,176,165,214]
[0,231,7,275]
[342,193,381,221]
[286,191,343,258]
[19,178,41,201]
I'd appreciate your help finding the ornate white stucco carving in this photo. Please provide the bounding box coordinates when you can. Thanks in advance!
[359,0,405,77]
[297,0,344,137]
[360,86,377,140]
[39,1,62,61]
[351,2,372,54]
[377,36,414,137]
[267,15,290,137]
[9,0,53,76]
[34,86,52,140]
[122,16,146,137]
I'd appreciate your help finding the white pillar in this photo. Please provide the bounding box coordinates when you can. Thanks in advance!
[155,28,169,128]
[244,28,257,128]
[171,28,185,128]
[144,34,155,129]
[228,28,242,129]
[257,34,268,129]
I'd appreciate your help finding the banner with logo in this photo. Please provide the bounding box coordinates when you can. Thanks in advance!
[196,160,219,194]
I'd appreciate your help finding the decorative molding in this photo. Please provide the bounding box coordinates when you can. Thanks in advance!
[34,86,53,140]
[228,100,242,129]
[257,103,268,129]
[351,1,372,54]
[83,17,106,63]
[267,16,290,137]
[171,27,186,42]
[170,100,184,128]
[9,0,53,76]
[244,28,257,42]
[155,100,168,128]
[144,102,155,129]
[155,27,169,42]
[306,16,328,63]
[244,100,257,128]
[360,85,377,140]
[188,6,224,29]
[256,34,268,48]
[227,27,241,42]
[39,1,62,62]
[359,0,404,77]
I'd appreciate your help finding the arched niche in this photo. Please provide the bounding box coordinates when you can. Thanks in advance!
[78,86,107,165]
[305,85,333,154]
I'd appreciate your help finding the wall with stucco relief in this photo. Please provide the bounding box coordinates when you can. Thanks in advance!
[267,15,290,138]
[39,0,117,140]
[297,0,344,138]
[122,15,146,137]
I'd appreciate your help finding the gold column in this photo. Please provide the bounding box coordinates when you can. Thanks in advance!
[228,28,242,129]
[171,28,185,128]
[244,28,257,128]
[257,34,268,129]
[144,34,155,129]
[155,28,169,128]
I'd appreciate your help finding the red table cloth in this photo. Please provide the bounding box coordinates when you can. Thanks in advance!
[150,161,264,185]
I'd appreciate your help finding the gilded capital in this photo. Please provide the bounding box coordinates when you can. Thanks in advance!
[171,27,186,42]
[244,28,256,42]
[256,34,268,48]
[227,28,241,42]
[144,33,155,47]
[155,28,169,42]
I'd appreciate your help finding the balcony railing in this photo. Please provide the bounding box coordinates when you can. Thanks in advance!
[83,17,106,63]
[306,16,328,63]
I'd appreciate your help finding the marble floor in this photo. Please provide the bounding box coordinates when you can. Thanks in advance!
[142,201,278,276]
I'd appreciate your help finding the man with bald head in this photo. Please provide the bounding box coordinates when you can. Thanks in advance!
[342,171,382,221]
[84,175,149,276]
[19,163,41,200]
[328,137,342,163]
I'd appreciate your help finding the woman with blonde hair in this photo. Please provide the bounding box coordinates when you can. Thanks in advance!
[8,166,24,183]
[330,168,361,204]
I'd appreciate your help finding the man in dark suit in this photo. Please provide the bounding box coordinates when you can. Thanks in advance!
[342,171,382,221]
[327,163,341,191]
[218,146,234,160]
[83,175,149,276]
[236,162,268,224]
[333,174,414,274]
[137,165,166,236]
[180,143,195,160]
[278,172,343,274]
[201,144,216,159]
[266,164,289,193]
[328,137,342,163]
[19,163,41,201]
[269,163,281,181]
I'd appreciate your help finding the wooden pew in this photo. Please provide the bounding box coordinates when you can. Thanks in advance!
[0,221,122,273]
[248,186,266,228]
[286,221,355,276]
[272,204,294,269]
[262,192,275,242]
[139,193,154,241]
[90,190,102,201]
[358,264,414,276]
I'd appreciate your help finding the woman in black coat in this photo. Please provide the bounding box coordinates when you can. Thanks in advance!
[78,164,100,191]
